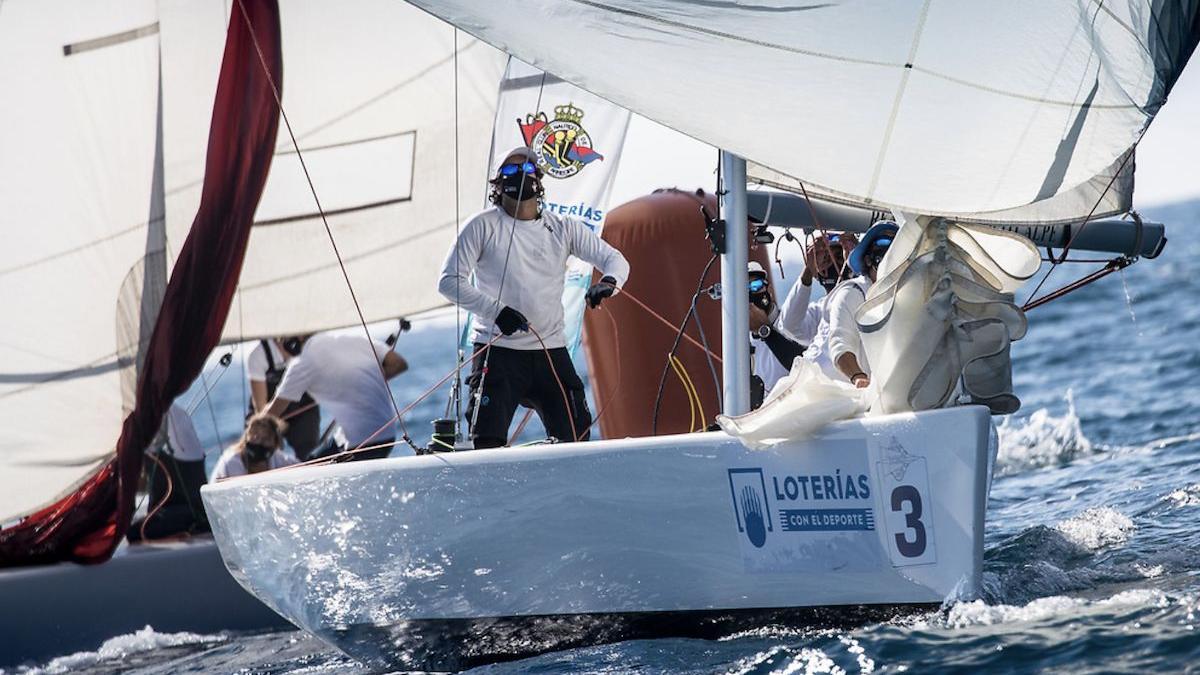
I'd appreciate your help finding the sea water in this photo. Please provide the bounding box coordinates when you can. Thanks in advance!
[7,200,1200,674]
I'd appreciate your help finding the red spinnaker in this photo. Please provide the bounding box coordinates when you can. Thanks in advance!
[0,0,282,566]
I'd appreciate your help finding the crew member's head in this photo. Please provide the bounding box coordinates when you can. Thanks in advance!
[849,220,899,282]
[748,261,774,312]
[279,334,310,357]
[807,232,858,292]
[489,146,545,208]
[240,413,287,472]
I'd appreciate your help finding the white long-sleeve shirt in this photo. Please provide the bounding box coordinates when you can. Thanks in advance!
[803,276,871,382]
[751,277,829,391]
[439,207,630,350]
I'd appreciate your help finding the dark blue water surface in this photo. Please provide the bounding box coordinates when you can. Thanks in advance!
[14,201,1200,674]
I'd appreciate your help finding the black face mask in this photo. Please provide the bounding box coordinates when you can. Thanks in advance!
[500,172,540,202]
[243,442,275,464]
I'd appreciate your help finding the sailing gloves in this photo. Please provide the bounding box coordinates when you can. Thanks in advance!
[496,306,530,335]
[586,276,618,309]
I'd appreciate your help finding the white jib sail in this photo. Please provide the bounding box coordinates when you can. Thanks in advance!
[399,0,1194,218]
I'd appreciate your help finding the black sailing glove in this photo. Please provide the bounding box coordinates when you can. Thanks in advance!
[586,276,618,309]
[495,306,530,336]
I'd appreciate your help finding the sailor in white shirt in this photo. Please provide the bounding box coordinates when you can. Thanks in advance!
[245,337,321,460]
[210,413,298,481]
[802,221,898,388]
[439,146,630,448]
[749,233,860,399]
[265,331,408,459]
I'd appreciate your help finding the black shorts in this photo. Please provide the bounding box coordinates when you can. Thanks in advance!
[466,344,592,448]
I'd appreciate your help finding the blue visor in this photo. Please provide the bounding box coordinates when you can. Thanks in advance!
[499,161,538,176]
[749,278,768,293]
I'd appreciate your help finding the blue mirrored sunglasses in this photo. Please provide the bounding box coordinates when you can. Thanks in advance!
[749,278,768,293]
[499,161,538,176]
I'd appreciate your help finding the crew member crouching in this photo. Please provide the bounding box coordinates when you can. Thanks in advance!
[438,146,630,448]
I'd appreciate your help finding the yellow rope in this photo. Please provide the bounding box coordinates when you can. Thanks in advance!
[669,355,697,433]
[672,355,706,431]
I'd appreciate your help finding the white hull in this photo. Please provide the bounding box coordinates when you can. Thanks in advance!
[203,406,996,670]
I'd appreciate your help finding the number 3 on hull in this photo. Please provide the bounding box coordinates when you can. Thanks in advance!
[876,435,938,567]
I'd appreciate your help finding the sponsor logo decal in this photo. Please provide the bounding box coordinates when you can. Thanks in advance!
[727,468,773,548]
[518,103,605,180]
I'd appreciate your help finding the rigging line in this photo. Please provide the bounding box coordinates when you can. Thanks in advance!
[669,355,696,434]
[1022,125,1147,309]
[508,409,535,446]
[529,325,578,443]
[691,290,721,410]
[675,355,706,431]
[337,336,503,460]
[468,70,549,436]
[234,0,413,449]
[139,451,174,543]
[453,27,464,433]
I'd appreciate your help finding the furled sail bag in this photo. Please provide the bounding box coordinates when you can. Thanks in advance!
[857,217,1040,415]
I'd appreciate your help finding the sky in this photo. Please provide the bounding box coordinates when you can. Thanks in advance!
[609,61,1200,212]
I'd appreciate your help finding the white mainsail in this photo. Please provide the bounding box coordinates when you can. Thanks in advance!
[0,1,505,528]
[0,1,163,524]
[399,0,1195,218]
[161,0,506,342]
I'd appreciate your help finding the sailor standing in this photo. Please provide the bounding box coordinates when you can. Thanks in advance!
[438,146,630,449]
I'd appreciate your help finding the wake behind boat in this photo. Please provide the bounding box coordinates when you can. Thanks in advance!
[203,407,993,671]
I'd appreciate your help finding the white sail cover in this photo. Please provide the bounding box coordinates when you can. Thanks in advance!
[400,0,1199,217]
[161,0,506,342]
[0,1,163,523]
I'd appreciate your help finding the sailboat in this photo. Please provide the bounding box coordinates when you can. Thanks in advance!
[0,0,504,666]
[195,1,1200,671]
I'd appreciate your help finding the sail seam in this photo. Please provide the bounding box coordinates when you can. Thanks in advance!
[564,0,1151,109]
[865,0,933,202]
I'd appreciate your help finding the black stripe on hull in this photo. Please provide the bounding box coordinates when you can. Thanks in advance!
[327,602,941,672]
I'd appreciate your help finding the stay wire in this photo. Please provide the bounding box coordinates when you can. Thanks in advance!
[452,27,464,433]
[468,70,548,437]
[234,0,416,451]
[1023,128,1147,310]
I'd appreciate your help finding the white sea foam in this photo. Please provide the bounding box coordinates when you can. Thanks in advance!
[994,390,1093,475]
[945,589,1170,629]
[1165,483,1200,507]
[14,626,223,674]
[1054,507,1135,551]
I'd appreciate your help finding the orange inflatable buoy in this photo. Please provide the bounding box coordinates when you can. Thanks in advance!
[583,189,773,439]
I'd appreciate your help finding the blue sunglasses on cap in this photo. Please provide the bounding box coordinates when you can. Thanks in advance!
[749,278,768,293]
[499,161,538,176]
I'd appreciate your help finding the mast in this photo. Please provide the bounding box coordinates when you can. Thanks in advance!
[719,151,750,416]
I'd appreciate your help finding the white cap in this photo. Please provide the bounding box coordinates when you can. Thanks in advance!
[747,261,767,276]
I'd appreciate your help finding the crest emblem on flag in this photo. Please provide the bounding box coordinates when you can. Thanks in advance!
[518,102,605,179]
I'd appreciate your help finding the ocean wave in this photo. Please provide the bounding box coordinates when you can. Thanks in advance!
[944,589,1172,629]
[994,390,1094,476]
[10,626,224,675]
[1054,507,1135,551]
